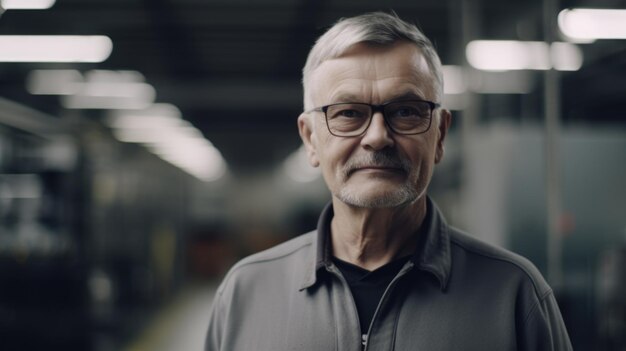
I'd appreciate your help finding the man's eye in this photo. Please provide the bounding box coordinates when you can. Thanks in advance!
[392,107,419,117]
[337,109,363,118]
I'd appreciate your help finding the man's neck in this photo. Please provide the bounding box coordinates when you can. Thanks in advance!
[330,196,427,271]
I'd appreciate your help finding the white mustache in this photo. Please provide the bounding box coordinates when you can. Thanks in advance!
[342,151,412,177]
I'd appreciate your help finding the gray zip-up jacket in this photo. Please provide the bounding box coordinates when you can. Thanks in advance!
[205,198,572,350]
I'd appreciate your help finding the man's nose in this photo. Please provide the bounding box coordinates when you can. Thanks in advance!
[360,112,395,150]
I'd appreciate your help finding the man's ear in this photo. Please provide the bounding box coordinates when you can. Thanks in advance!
[434,109,451,164]
[297,113,320,167]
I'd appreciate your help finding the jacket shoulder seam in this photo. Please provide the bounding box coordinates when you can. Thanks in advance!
[449,233,551,297]
[220,233,314,285]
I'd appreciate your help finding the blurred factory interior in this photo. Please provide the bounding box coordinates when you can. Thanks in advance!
[0,0,625,350]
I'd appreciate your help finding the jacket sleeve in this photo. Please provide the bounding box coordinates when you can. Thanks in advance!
[518,291,573,351]
[204,288,225,351]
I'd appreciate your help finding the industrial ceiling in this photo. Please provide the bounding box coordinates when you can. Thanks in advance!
[0,0,624,174]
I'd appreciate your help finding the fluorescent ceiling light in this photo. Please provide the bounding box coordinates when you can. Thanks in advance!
[111,121,203,144]
[1,0,55,9]
[62,94,153,110]
[149,134,226,181]
[551,42,583,71]
[106,103,181,125]
[466,41,550,71]
[178,125,206,140]
[113,121,211,165]
[107,102,226,181]
[112,127,173,143]
[28,69,156,109]
[85,70,145,84]
[442,65,467,94]
[82,70,146,89]
[26,69,83,95]
[152,142,227,182]
[559,8,626,40]
[0,36,112,62]
[80,82,155,98]
[468,71,534,94]
[107,114,182,130]
[153,142,214,163]
[61,83,155,109]
[466,40,582,71]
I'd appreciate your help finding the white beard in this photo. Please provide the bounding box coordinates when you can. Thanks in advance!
[336,183,419,208]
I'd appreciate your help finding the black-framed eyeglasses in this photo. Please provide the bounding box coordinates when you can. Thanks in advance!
[307,100,440,137]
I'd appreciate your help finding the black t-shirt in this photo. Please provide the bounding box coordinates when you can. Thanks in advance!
[332,255,411,346]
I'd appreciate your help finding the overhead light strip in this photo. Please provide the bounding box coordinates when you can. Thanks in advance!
[559,8,626,40]
[0,35,112,63]
[108,106,226,181]
[1,0,55,9]
[27,69,156,109]
[465,41,582,71]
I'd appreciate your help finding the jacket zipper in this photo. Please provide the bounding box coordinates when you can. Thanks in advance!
[327,264,364,351]
[363,261,415,351]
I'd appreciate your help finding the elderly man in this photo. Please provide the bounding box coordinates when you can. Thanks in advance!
[205,12,572,351]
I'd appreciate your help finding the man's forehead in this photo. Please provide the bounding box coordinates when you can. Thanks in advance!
[328,88,429,104]
[308,42,436,103]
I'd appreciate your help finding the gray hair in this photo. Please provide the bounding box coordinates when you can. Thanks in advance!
[302,12,443,110]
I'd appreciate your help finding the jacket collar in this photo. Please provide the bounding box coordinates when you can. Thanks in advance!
[299,196,451,291]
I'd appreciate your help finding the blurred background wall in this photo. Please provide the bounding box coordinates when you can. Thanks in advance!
[0,0,624,350]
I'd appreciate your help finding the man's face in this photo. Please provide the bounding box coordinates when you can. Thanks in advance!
[298,42,450,208]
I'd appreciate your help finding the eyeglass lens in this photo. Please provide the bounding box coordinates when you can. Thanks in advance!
[326,101,432,136]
